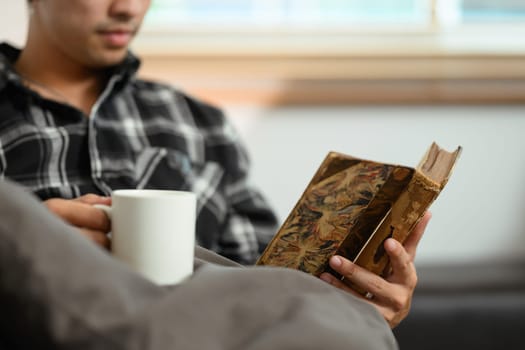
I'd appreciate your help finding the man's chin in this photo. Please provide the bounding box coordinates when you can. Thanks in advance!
[88,50,129,69]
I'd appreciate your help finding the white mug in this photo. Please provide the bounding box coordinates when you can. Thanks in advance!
[95,189,196,285]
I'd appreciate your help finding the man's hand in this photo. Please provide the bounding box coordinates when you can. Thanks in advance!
[319,211,432,328]
[44,194,112,249]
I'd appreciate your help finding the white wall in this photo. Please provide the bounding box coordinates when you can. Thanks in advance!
[0,0,28,47]
[2,1,524,266]
[227,105,525,265]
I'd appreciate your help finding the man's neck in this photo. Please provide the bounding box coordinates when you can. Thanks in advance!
[14,37,108,116]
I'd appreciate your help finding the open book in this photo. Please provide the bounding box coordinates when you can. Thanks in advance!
[256,142,461,280]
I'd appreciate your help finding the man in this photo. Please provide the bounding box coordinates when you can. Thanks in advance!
[1,0,278,265]
[0,0,430,328]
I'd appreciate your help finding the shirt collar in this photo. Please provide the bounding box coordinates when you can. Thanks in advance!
[0,42,23,91]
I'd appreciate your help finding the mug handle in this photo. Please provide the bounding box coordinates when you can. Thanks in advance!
[93,204,112,220]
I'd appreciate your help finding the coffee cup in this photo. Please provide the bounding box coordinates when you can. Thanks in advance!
[95,189,196,285]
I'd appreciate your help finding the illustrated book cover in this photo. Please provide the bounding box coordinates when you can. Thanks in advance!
[256,142,461,280]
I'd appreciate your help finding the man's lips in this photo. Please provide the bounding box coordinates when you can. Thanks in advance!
[98,29,134,47]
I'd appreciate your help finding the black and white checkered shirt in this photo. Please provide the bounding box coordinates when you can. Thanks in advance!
[0,43,277,265]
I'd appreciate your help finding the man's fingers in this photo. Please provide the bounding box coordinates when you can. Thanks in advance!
[45,198,111,232]
[328,255,389,299]
[384,239,417,288]
[73,194,111,206]
[45,197,112,250]
[320,210,431,330]
[79,228,111,250]
[403,211,431,260]
[319,273,355,294]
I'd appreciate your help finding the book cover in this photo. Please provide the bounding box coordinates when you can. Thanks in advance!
[256,142,461,280]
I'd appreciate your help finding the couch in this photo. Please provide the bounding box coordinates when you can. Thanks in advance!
[394,259,525,349]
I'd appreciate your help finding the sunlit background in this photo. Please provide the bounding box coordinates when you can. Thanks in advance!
[145,0,525,27]
[1,0,525,266]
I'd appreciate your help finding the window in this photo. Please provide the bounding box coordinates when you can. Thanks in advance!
[461,0,525,22]
[145,0,429,27]
[143,0,525,30]
[135,1,525,105]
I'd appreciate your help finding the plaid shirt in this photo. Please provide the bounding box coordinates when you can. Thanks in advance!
[0,43,277,265]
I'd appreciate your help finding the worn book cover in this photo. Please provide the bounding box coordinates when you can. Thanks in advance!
[256,142,461,280]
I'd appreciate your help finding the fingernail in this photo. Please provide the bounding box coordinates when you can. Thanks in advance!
[330,256,342,268]
[385,238,397,251]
